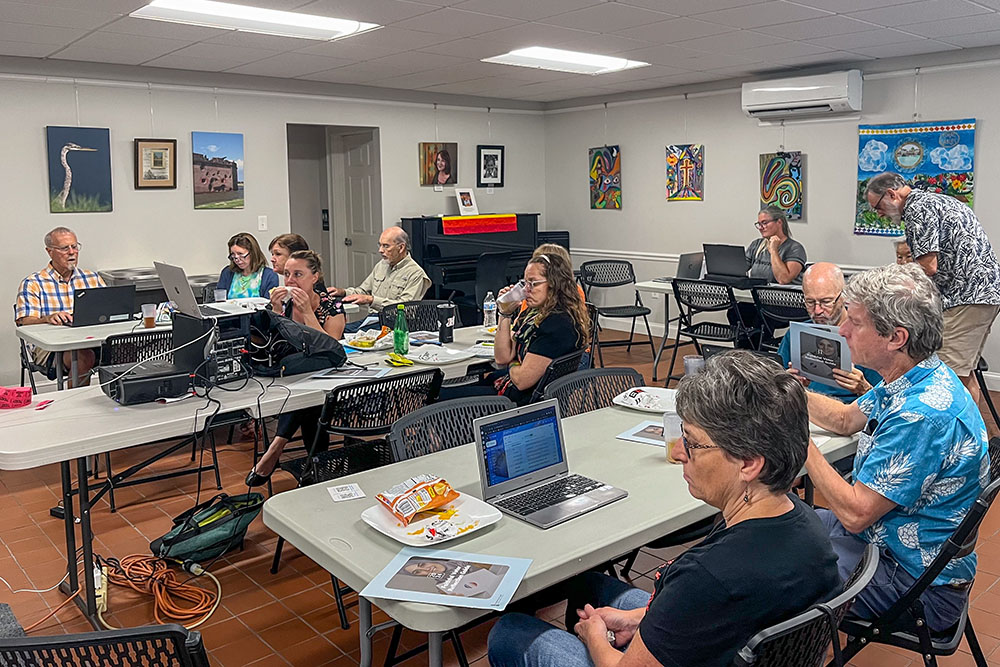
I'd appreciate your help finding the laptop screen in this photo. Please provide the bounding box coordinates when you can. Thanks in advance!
[476,401,570,499]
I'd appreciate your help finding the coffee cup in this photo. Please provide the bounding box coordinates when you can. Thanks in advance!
[436,303,455,344]
[141,303,157,328]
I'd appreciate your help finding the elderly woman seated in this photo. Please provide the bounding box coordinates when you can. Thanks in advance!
[487,350,841,667]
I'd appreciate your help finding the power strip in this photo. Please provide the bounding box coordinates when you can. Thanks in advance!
[93,565,108,613]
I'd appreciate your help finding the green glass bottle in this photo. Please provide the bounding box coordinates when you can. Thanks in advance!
[393,304,409,356]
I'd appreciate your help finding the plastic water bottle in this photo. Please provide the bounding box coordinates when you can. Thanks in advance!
[483,291,497,328]
[393,304,409,356]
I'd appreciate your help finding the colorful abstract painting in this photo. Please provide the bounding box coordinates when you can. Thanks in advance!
[589,145,621,210]
[855,119,975,236]
[759,151,803,220]
[665,144,705,201]
[46,126,113,213]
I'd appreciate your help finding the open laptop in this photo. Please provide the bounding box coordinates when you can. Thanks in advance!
[71,285,136,327]
[153,261,232,319]
[474,399,627,529]
[703,243,766,289]
[701,343,784,368]
[651,251,703,283]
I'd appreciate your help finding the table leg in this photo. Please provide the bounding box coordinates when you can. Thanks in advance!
[70,350,79,389]
[359,597,373,667]
[75,456,98,620]
[428,632,443,667]
[55,352,65,391]
[651,329,671,382]
[59,461,78,595]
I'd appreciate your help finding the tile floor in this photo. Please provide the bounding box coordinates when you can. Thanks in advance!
[3,334,1000,666]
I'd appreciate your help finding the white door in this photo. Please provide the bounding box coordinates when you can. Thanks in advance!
[329,129,382,288]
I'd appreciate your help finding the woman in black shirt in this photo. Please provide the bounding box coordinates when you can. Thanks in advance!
[488,351,841,667]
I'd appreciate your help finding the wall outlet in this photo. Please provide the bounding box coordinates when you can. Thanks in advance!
[257,215,268,231]
[647,292,662,301]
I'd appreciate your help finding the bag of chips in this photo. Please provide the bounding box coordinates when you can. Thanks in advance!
[376,474,459,526]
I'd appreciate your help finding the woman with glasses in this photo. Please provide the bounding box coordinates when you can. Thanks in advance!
[488,351,841,667]
[217,232,278,299]
[438,252,589,405]
[747,205,807,285]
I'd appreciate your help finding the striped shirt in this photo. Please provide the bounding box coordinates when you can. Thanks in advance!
[15,264,106,322]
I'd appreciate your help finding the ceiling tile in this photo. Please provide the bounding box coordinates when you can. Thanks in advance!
[296,0,440,24]
[100,16,230,40]
[676,29,783,53]
[0,1,120,30]
[808,27,925,49]
[791,0,919,11]
[938,29,1000,48]
[754,15,881,40]
[296,27,445,59]
[417,75,517,94]
[418,36,513,59]
[850,38,959,58]
[225,52,354,77]
[0,21,87,45]
[28,0,148,11]
[143,42,279,70]
[50,31,191,64]
[451,0,603,21]
[592,64,691,83]
[368,50,468,72]
[390,8,522,36]
[376,69,481,88]
[773,50,872,65]
[538,3,677,32]
[669,50,765,69]
[621,42,706,66]
[615,18,734,43]
[617,0,764,15]
[478,22,596,49]
[551,33,654,55]
[901,12,1000,38]
[846,0,991,26]
[298,63,411,84]
[693,1,832,29]
[0,39,59,57]
[202,31,320,51]
[737,40,833,60]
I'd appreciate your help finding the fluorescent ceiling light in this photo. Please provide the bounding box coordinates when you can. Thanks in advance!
[482,47,649,75]
[131,0,380,41]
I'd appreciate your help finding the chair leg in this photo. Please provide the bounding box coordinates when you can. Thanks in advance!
[384,625,404,667]
[619,548,640,579]
[666,330,685,387]
[964,618,989,667]
[270,536,285,574]
[641,315,656,360]
[190,437,197,461]
[595,321,605,368]
[449,630,470,667]
[105,452,116,513]
[331,576,352,630]
[975,368,1000,432]
[208,432,222,490]
[227,424,235,445]
[626,316,637,353]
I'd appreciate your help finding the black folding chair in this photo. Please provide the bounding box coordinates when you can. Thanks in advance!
[0,623,209,667]
[735,544,879,667]
[270,368,444,630]
[378,300,461,332]
[975,357,1000,432]
[529,349,586,404]
[579,260,656,366]
[837,437,1000,667]
[750,285,810,351]
[542,367,644,418]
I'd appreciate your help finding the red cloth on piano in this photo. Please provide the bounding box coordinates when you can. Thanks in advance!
[441,214,517,235]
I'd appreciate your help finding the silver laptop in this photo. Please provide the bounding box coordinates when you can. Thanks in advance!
[153,261,230,319]
[474,399,627,529]
[676,251,704,279]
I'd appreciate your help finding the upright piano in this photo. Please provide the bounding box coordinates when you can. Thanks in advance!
[401,213,540,298]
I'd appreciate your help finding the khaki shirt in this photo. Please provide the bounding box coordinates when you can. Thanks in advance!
[345,254,431,314]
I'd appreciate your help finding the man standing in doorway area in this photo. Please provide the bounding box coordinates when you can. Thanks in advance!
[866,172,1000,426]
[328,226,431,333]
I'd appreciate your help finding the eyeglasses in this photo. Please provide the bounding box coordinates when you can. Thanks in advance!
[378,242,403,250]
[229,251,250,261]
[680,426,719,458]
[804,295,842,310]
[523,279,547,290]
[48,243,81,253]
[754,219,776,230]
[869,190,888,213]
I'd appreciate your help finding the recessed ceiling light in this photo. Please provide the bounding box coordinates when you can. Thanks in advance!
[130,0,380,41]
[482,47,649,75]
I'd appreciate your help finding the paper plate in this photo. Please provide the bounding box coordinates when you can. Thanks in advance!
[410,348,477,365]
[612,387,677,413]
[341,333,392,351]
[361,493,502,547]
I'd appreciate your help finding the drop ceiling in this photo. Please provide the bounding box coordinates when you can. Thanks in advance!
[3,0,1000,105]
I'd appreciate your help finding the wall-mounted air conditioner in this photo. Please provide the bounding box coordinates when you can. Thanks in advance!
[741,70,862,120]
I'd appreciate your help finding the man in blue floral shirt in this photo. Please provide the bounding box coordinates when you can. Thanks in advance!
[803,263,988,632]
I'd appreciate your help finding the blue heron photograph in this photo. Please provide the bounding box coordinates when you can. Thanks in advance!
[45,126,113,213]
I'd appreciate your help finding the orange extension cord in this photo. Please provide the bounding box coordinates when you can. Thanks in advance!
[102,555,221,629]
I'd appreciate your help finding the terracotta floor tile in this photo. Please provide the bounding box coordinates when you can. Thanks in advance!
[211,634,275,667]
[221,584,277,616]
[846,643,914,667]
[200,616,250,650]
[259,617,320,652]
[278,635,344,666]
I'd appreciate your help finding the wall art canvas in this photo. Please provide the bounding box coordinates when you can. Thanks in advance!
[419,142,458,186]
[477,144,504,187]
[46,126,113,213]
[855,118,975,236]
[759,151,803,220]
[665,144,704,201]
[192,131,244,209]
[589,145,621,210]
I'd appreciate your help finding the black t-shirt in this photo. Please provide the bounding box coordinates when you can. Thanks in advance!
[638,496,840,667]
[494,309,583,405]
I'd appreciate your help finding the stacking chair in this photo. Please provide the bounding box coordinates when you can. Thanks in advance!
[734,544,879,667]
[838,437,1000,667]
[17,338,43,394]
[665,279,759,386]
[0,622,209,667]
[975,357,1000,431]
[378,299,461,332]
[579,260,656,366]
[750,285,810,351]
[270,368,444,630]
[528,349,585,404]
[542,367,644,418]
[451,251,511,325]
[583,302,600,370]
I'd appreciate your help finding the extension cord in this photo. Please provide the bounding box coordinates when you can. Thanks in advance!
[94,565,108,614]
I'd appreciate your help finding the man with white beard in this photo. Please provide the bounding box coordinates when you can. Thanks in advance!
[865,172,1000,414]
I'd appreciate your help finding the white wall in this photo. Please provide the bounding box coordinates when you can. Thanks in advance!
[1,73,546,383]
[544,64,1000,374]
[285,123,328,262]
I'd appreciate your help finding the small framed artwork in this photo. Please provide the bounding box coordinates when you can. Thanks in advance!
[455,188,479,216]
[134,138,177,189]
[477,145,504,188]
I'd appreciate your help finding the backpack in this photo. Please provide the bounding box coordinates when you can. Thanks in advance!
[150,493,264,564]
[250,309,347,377]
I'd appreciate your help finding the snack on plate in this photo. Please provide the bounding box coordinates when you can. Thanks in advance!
[618,388,662,411]
[350,330,379,348]
[376,474,459,526]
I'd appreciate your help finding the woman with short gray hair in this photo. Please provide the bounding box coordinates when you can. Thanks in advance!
[488,350,840,667]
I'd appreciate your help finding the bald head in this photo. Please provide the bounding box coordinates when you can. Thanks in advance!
[802,262,846,325]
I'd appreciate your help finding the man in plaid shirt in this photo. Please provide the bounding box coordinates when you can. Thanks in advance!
[15,227,105,386]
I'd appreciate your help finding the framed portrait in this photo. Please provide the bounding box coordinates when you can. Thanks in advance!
[788,322,852,388]
[419,142,458,186]
[455,188,479,216]
[134,138,177,189]
[476,144,504,188]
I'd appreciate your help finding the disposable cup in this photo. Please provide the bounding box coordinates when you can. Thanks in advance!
[141,303,157,328]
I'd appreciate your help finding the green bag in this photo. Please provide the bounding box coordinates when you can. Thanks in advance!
[150,492,264,564]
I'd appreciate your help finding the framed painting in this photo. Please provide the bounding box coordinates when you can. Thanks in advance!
[589,145,621,210]
[192,131,244,209]
[134,138,177,189]
[46,126,113,213]
[666,144,704,201]
[420,142,458,186]
[759,151,803,220]
[477,145,504,187]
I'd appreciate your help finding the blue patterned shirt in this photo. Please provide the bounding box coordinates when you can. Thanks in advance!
[854,354,988,586]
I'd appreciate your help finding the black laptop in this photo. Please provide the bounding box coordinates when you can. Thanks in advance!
[72,285,136,327]
[703,244,766,289]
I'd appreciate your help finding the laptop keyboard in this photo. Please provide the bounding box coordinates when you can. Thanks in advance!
[495,475,603,516]
[199,305,229,317]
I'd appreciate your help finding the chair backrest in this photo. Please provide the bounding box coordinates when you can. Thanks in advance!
[585,302,600,365]
[537,230,570,251]
[529,349,586,403]
[734,544,879,667]
[579,260,637,290]
[387,396,514,462]
[750,286,810,325]
[202,282,219,302]
[476,252,512,307]
[314,368,444,443]
[100,330,175,366]
[672,278,738,314]
[542,367,644,418]
[378,300,461,332]
[0,623,209,667]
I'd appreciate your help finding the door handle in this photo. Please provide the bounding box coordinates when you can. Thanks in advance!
[344,238,353,247]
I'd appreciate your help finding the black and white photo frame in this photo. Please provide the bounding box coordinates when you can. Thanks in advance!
[477,144,504,188]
